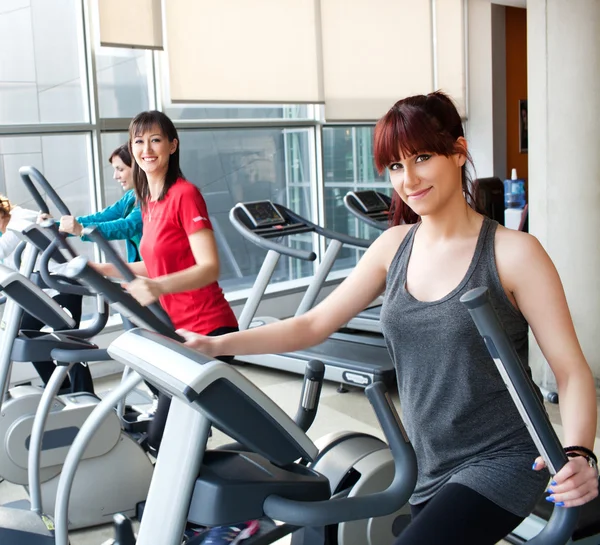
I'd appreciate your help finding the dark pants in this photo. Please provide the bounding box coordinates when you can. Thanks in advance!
[20,292,95,395]
[394,483,524,545]
[146,326,238,452]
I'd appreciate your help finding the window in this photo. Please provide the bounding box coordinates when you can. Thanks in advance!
[323,126,390,271]
[0,0,88,124]
[177,127,315,291]
[96,48,151,118]
[0,133,93,223]
[165,104,311,122]
[0,133,96,316]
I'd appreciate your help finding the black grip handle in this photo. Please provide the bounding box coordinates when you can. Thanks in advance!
[112,514,136,545]
[460,287,580,544]
[230,206,317,261]
[294,359,325,433]
[51,348,111,364]
[39,239,90,297]
[64,256,182,342]
[264,382,417,526]
[82,226,174,327]
[39,219,78,259]
[82,226,136,282]
[19,166,71,216]
[12,241,27,270]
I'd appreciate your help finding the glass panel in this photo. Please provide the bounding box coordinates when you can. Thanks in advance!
[166,103,311,122]
[0,0,87,124]
[177,127,314,291]
[0,133,96,315]
[323,125,391,271]
[96,48,150,118]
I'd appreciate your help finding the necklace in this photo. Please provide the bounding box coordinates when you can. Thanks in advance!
[148,199,159,222]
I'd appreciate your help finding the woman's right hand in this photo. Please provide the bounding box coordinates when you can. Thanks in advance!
[59,215,83,236]
[177,329,219,358]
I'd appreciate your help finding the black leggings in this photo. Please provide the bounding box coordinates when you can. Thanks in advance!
[394,483,525,545]
[146,326,238,452]
[20,292,95,395]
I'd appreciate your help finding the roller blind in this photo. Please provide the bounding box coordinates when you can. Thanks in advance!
[320,0,433,121]
[97,0,163,50]
[165,0,323,104]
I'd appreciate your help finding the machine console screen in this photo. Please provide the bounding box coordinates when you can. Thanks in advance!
[239,201,286,227]
[353,191,389,213]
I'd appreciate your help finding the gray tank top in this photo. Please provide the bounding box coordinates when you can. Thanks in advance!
[380,216,548,516]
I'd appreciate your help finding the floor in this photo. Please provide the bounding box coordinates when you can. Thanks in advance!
[1,362,598,545]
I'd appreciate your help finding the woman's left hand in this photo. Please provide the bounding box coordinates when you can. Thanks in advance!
[124,277,163,306]
[533,454,599,507]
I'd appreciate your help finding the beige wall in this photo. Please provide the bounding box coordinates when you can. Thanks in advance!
[527,0,600,389]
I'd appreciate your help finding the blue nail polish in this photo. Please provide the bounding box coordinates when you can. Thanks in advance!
[546,488,554,494]
[551,480,557,486]
[545,496,555,503]
[532,463,537,470]
[556,502,565,507]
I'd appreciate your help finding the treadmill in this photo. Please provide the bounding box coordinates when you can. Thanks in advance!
[342,190,391,334]
[230,201,395,390]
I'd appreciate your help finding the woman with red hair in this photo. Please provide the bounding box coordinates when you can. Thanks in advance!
[181,92,598,544]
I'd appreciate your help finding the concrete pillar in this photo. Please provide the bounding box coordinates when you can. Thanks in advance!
[527,0,600,390]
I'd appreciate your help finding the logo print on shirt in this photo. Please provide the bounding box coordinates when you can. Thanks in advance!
[193,216,207,222]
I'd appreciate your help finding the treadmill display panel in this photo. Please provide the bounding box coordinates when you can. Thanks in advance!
[239,201,286,228]
[353,191,389,213]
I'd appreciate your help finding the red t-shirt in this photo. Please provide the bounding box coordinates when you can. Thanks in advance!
[139,178,238,334]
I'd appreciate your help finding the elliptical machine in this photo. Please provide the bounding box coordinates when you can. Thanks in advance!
[51,283,580,545]
[0,169,154,543]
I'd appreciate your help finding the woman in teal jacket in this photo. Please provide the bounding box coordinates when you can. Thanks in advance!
[59,144,142,263]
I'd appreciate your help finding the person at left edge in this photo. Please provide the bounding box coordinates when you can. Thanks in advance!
[58,143,142,264]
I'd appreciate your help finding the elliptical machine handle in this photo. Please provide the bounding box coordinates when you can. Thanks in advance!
[39,239,90,297]
[82,226,175,328]
[82,226,136,282]
[460,287,580,544]
[19,165,71,216]
[12,241,27,270]
[39,219,78,259]
[263,381,418,526]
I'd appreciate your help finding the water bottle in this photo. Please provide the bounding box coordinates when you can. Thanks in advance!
[504,169,526,229]
[504,168,526,209]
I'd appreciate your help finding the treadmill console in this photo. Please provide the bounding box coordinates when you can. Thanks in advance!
[238,201,286,228]
[350,190,389,213]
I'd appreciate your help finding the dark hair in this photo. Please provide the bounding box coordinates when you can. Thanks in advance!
[108,143,132,167]
[373,91,478,226]
[129,110,185,209]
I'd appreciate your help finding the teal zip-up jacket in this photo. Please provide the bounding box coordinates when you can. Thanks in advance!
[77,190,142,263]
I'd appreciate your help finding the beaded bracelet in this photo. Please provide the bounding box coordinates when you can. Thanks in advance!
[564,445,598,464]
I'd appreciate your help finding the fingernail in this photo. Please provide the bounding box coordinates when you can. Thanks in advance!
[532,462,537,470]
[551,480,557,486]
[545,496,555,503]
[555,502,565,507]
[546,488,554,494]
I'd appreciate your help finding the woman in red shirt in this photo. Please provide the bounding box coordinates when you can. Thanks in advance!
[95,110,238,452]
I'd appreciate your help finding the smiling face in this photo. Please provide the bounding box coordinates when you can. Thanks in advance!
[388,147,466,218]
[111,156,134,191]
[131,125,178,181]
